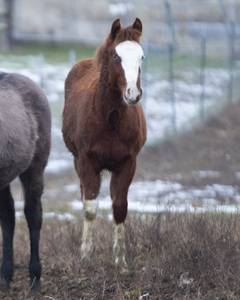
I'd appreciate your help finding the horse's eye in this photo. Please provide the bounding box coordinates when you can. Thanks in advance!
[141,55,145,61]
[113,53,121,63]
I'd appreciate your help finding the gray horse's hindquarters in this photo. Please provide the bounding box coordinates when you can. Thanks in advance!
[0,73,51,188]
[0,72,51,288]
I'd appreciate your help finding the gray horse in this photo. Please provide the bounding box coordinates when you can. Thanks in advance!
[0,72,51,290]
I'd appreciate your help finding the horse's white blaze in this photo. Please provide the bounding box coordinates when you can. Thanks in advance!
[81,199,98,260]
[115,41,144,103]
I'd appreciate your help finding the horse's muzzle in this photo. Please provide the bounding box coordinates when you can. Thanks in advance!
[124,88,142,105]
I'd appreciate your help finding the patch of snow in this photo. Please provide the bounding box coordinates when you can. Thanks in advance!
[16,211,23,219]
[64,184,79,193]
[71,198,240,215]
[193,170,221,178]
[44,212,75,221]
[209,184,238,198]
[15,201,24,210]
[70,179,240,214]
[109,3,134,16]
[71,200,83,211]
[14,177,240,217]
[46,159,71,174]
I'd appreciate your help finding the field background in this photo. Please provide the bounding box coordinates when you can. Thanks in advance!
[0,0,240,299]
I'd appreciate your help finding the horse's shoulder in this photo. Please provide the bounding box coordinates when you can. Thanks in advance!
[72,59,93,74]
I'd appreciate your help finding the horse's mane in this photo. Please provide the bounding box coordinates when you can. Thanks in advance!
[95,26,142,66]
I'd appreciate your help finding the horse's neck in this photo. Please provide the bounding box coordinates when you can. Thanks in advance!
[96,61,123,119]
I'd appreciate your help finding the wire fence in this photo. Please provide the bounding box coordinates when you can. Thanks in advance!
[0,0,240,143]
[140,0,240,138]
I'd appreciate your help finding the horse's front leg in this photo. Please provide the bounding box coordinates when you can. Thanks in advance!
[81,198,99,260]
[0,186,15,289]
[110,158,136,269]
[75,156,100,261]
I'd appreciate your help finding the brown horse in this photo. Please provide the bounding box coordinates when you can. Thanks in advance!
[62,18,146,267]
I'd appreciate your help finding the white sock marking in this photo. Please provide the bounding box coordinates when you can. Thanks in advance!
[81,199,98,260]
[113,223,127,267]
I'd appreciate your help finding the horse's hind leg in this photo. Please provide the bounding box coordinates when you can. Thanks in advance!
[20,166,44,290]
[110,158,136,269]
[0,186,15,288]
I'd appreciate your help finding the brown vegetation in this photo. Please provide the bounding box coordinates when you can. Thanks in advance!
[1,213,240,299]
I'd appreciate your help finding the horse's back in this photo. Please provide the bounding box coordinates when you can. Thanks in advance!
[6,73,51,144]
[63,59,98,154]
[0,73,51,188]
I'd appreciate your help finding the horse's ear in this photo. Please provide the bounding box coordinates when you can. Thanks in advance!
[110,19,121,40]
[132,18,142,33]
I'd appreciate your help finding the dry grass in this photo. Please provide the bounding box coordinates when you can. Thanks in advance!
[1,213,240,299]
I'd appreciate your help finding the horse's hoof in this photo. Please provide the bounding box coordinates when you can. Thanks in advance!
[115,263,129,274]
[114,256,128,274]
[30,278,41,293]
[80,242,95,263]
[0,277,9,292]
[118,265,129,274]
[80,252,93,265]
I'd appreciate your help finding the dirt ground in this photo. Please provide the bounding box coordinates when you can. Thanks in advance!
[2,101,240,299]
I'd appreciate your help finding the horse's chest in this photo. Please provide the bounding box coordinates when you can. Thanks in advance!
[89,114,138,149]
[88,132,133,170]
[80,110,142,168]
[93,134,130,157]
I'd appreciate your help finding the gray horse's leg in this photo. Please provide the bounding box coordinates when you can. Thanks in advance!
[20,165,43,290]
[0,186,15,288]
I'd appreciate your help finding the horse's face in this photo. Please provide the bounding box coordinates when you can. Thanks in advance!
[109,18,144,105]
[115,41,144,105]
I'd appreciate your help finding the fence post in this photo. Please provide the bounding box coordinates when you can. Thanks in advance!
[199,34,206,121]
[142,42,149,111]
[36,54,45,89]
[228,21,235,103]
[68,50,77,66]
[168,43,176,132]
[218,0,236,103]
[164,0,176,133]
[1,0,14,49]
[164,0,176,46]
